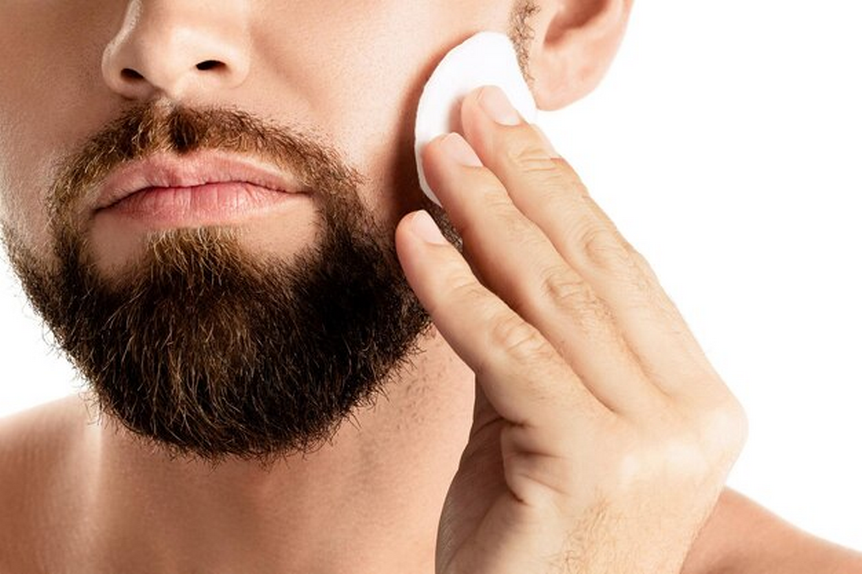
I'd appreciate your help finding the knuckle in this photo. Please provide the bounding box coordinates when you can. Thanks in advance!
[614,442,649,491]
[505,141,582,193]
[506,140,558,173]
[538,265,589,307]
[622,419,710,483]
[488,314,548,362]
[540,268,614,330]
[612,400,747,494]
[640,421,714,484]
[563,217,669,313]
[577,223,632,273]
[605,418,717,492]
[659,439,714,486]
[699,396,749,457]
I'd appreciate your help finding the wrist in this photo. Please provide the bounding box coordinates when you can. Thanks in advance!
[680,487,747,574]
[681,487,862,574]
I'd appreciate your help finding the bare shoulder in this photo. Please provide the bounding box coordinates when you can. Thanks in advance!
[0,393,93,481]
[0,394,96,572]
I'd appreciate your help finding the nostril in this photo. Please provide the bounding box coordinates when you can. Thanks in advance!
[121,68,145,80]
[196,60,225,71]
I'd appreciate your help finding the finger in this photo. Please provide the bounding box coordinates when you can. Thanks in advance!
[460,86,719,400]
[395,209,609,433]
[421,132,664,415]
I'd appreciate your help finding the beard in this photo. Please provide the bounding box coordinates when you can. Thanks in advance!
[1,101,448,466]
[1,1,540,465]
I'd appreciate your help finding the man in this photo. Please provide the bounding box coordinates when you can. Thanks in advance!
[0,1,860,573]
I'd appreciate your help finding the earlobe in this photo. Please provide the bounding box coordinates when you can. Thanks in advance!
[527,0,633,110]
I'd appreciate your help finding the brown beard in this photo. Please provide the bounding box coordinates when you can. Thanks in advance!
[1,2,540,465]
[2,102,446,467]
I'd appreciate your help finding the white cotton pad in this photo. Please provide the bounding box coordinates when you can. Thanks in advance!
[414,31,538,206]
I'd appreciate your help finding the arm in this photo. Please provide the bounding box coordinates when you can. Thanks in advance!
[682,488,862,574]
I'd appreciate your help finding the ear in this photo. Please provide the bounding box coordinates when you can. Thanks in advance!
[526,0,634,110]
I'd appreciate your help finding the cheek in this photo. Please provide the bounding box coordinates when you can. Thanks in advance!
[0,3,122,258]
[0,100,116,260]
[251,2,506,229]
[0,120,57,256]
[0,20,54,253]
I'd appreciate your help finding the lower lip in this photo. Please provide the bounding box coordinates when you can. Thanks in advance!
[102,182,305,225]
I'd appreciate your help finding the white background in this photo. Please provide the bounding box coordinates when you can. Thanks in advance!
[2,0,861,552]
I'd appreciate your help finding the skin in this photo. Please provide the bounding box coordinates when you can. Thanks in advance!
[1,1,862,573]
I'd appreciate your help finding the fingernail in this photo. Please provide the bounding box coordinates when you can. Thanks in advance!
[411,210,449,245]
[441,133,483,167]
[478,86,521,126]
[534,125,561,159]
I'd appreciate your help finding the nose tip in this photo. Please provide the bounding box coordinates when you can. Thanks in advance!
[101,4,250,101]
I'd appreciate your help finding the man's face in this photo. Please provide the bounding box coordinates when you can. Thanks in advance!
[0,0,537,267]
[0,1,538,462]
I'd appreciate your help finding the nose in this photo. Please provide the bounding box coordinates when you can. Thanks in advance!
[102,0,251,101]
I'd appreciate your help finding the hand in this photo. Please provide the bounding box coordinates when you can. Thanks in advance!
[395,86,748,574]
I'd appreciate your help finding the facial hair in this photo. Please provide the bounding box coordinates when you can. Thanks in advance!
[2,102,446,466]
[1,0,540,465]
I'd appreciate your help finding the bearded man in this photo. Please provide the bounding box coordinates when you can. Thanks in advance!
[1,1,860,573]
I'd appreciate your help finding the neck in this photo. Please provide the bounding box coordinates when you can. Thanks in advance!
[84,329,475,574]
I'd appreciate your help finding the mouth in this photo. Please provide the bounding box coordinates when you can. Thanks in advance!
[93,150,310,226]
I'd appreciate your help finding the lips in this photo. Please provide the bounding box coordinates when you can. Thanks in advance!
[94,150,307,211]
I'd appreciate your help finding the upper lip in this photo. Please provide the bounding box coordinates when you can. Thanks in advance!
[94,150,307,210]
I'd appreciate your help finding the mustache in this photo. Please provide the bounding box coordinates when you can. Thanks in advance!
[47,100,364,227]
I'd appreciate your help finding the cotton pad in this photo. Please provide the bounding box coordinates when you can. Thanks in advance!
[414,31,538,206]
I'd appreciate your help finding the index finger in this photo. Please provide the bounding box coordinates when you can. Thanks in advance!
[395,209,610,431]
